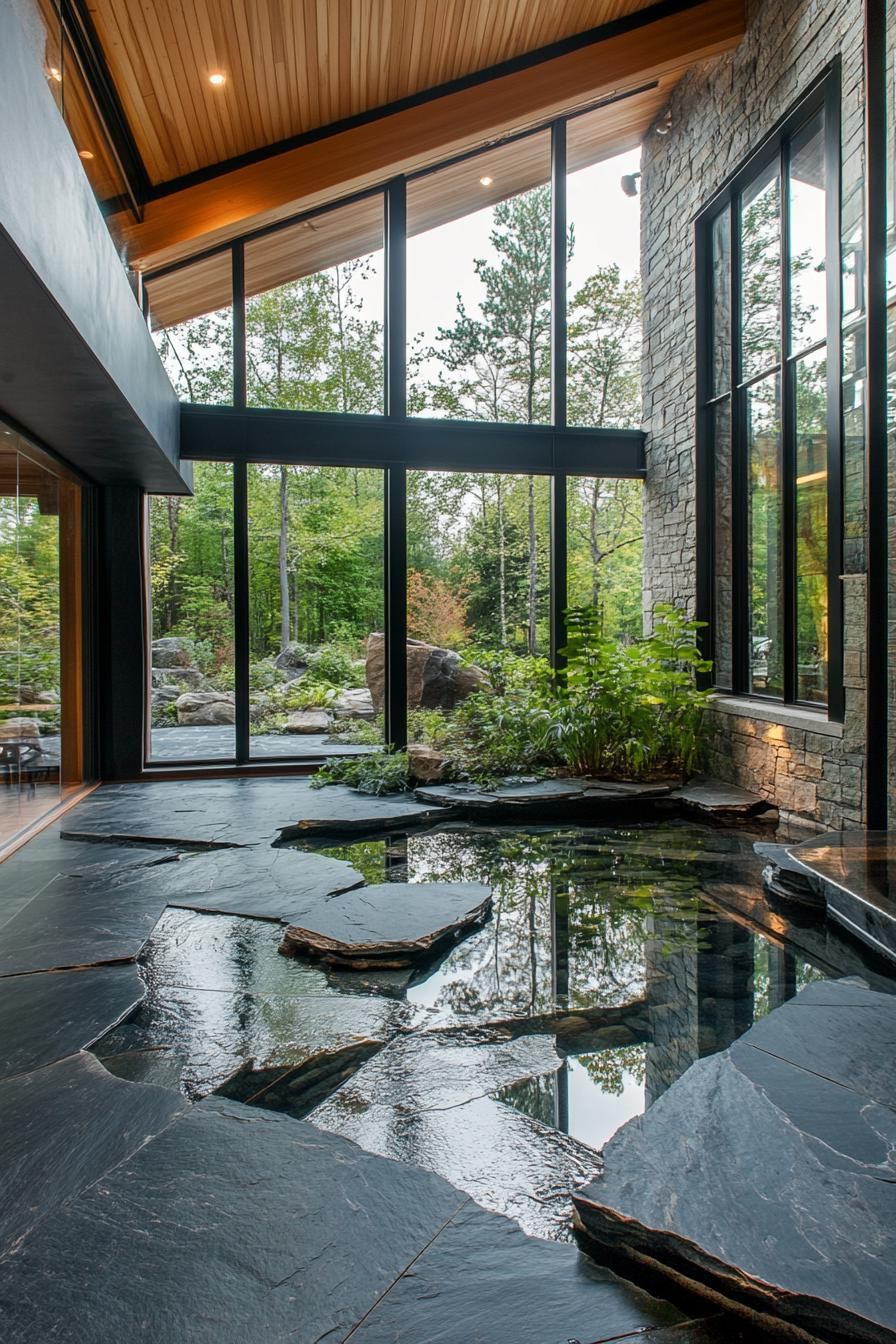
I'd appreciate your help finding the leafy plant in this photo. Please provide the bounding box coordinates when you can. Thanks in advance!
[311,750,410,795]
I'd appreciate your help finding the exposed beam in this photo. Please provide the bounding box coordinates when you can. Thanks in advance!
[123,0,745,270]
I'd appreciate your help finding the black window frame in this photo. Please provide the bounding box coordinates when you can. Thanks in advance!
[142,110,649,767]
[695,68,844,720]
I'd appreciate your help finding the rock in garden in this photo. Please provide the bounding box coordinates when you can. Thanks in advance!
[175,691,235,726]
[151,637,194,669]
[286,710,331,734]
[331,688,375,721]
[274,643,309,680]
[152,666,206,689]
[408,744,447,784]
[366,634,490,714]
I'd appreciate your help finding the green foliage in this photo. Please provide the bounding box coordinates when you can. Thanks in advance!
[311,751,410,795]
[549,605,711,780]
[325,715,385,746]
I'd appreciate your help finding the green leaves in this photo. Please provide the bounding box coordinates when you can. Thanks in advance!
[311,750,411,795]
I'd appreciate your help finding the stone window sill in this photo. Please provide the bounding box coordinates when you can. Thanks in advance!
[709,695,843,738]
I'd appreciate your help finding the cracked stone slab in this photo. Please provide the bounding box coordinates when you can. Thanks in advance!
[309,1033,600,1238]
[348,1203,724,1344]
[669,776,777,820]
[573,980,896,1344]
[280,881,493,967]
[148,844,366,924]
[787,830,896,962]
[0,965,147,1081]
[0,1096,705,1344]
[0,844,174,977]
[0,1052,184,1255]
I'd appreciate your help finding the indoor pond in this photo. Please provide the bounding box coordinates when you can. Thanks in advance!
[92,818,896,1237]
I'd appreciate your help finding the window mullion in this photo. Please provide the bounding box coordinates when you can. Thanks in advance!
[730,197,749,695]
[780,145,797,705]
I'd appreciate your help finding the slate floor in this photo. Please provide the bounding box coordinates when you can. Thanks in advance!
[2,778,893,1342]
[149,724,377,760]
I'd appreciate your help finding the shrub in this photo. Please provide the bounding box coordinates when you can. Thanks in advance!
[311,750,410,795]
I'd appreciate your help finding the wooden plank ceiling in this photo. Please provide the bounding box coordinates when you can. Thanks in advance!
[91,0,689,186]
[89,0,745,273]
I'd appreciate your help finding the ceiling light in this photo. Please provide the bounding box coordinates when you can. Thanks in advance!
[79,149,94,160]
[479,175,493,187]
[209,72,226,87]
[48,66,62,82]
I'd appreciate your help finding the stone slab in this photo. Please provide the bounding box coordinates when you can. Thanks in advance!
[0,1096,708,1344]
[0,1052,184,1255]
[277,785,455,838]
[310,1033,601,1239]
[280,881,492,967]
[573,980,896,1344]
[151,844,366,923]
[0,965,147,1080]
[0,844,173,977]
[414,778,673,816]
[669,776,776,819]
[788,830,896,961]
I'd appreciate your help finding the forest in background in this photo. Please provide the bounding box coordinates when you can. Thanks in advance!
[150,182,644,683]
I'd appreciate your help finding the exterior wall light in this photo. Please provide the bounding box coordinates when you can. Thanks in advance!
[620,172,641,197]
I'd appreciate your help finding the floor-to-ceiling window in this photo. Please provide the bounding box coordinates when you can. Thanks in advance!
[698,75,842,715]
[0,422,83,847]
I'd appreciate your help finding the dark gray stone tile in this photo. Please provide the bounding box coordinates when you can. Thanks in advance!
[349,1202,685,1344]
[573,980,896,1344]
[0,965,146,1080]
[280,881,492,967]
[0,1052,184,1254]
[0,845,172,976]
[670,776,776,819]
[310,1033,600,1238]
[788,830,896,961]
[0,1099,470,1344]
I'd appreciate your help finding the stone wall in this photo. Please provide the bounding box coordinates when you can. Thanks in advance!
[640,0,868,829]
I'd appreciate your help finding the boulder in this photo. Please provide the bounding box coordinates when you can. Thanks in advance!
[151,686,180,709]
[151,637,194,669]
[331,688,375,721]
[366,633,491,713]
[175,691,235,726]
[407,744,448,784]
[273,643,309,680]
[0,717,41,742]
[152,666,206,690]
[286,710,331,734]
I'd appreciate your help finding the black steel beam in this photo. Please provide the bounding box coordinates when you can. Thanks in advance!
[863,0,889,827]
[233,462,251,764]
[179,405,646,477]
[551,121,568,430]
[550,473,568,667]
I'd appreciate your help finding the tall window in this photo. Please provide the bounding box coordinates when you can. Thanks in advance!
[698,82,841,713]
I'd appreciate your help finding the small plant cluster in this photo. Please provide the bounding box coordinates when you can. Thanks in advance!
[313,605,711,794]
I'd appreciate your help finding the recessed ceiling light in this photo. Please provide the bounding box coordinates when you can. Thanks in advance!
[479,175,493,186]
[209,72,226,87]
[48,66,62,82]
[79,149,94,160]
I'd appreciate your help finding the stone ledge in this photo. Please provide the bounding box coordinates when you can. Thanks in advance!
[709,696,843,738]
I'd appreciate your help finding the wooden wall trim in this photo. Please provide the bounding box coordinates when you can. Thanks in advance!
[123,0,745,270]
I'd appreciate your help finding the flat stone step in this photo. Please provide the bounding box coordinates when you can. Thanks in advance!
[279,881,493,967]
[668,775,777,820]
[414,778,672,815]
[573,979,896,1344]
[0,1092,724,1344]
[788,830,896,962]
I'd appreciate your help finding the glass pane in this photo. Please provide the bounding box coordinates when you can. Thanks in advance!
[887,0,896,814]
[788,117,827,354]
[0,428,63,845]
[795,348,828,704]
[148,463,236,761]
[407,132,551,424]
[245,197,384,414]
[710,210,732,396]
[711,399,734,689]
[247,465,384,757]
[566,477,643,640]
[147,253,234,405]
[406,470,549,764]
[747,373,783,696]
[565,121,641,428]
[740,161,782,381]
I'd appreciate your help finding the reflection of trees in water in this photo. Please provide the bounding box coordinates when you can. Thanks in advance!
[579,1043,646,1094]
[380,827,713,1021]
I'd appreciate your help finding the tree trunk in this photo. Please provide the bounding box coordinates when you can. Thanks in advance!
[496,476,507,647]
[278,466,290,651]
[527,475,538,654]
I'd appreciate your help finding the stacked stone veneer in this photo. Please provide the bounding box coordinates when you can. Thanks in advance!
[640,0,868,829]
